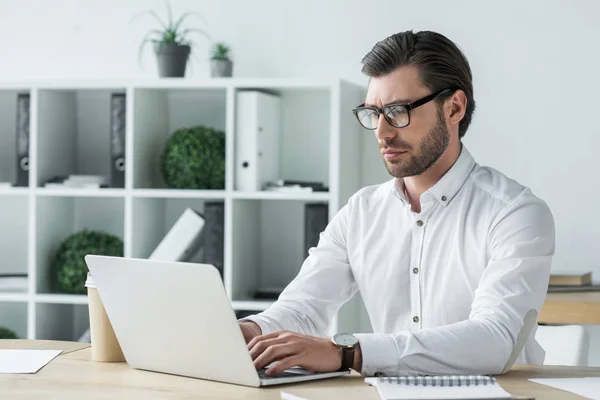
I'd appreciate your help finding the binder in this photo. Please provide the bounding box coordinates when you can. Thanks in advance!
[15,93,30,187]
[149,208,205,262]
[304,203,328,257]
[235,91,281,191]
[202,201,225,279]
[109,93,126,188]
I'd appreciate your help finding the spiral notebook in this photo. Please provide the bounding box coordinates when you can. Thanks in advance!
[365,375,512,400]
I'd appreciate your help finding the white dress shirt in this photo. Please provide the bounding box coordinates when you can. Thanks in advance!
[244,145,555,377]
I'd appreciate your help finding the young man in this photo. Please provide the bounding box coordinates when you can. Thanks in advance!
[239,30,555,377]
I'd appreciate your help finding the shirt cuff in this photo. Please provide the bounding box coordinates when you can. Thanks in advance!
[238,315,274,336]
[354,333,399,376]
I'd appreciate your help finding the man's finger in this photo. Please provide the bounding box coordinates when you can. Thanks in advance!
[253,343,298,371]
[266,354,304,376]
[247,330,288,350]
[249,336,290,360]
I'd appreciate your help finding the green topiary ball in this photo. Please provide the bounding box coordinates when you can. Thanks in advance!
[0,326,18,339]
[161,125,226,189]
[52,230,123,294]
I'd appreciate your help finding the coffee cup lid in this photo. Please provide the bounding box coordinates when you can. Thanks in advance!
[84,272,95,288]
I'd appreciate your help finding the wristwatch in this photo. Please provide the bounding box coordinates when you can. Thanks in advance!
[332,333,358,370]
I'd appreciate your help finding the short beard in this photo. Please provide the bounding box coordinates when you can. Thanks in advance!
[383,106,449,178]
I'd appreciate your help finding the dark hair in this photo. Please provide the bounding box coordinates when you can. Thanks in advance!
[361,30,475,138]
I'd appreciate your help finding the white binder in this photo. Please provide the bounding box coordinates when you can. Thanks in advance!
[235,91,281,191]
[149,208,205,262]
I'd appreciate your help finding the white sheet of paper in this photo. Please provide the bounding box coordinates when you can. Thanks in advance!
[0,349,63,374]
[530,377,600,400]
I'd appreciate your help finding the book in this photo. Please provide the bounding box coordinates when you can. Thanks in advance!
[365,375,512,400]
[547,284,600,292]
[549,272,592,286]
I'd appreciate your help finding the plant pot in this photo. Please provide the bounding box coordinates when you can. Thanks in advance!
[154,43,191,78]
[211,59,233,77]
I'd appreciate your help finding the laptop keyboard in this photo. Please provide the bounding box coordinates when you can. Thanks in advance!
[258,368,307,379]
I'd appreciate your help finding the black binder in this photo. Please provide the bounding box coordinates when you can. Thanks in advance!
[109,93,126,188]
[15,93,30,187]
[203,201,225,279]
[304,203,328,257]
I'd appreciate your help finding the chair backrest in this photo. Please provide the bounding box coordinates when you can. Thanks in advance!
[535,325,589,366]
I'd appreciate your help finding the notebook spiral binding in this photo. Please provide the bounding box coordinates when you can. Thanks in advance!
[379,375,496,387]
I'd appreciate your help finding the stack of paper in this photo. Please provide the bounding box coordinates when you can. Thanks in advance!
[530,378,600,400]
[0,350,62,374]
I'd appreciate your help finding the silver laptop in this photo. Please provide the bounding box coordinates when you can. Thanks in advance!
[84,255,350,387]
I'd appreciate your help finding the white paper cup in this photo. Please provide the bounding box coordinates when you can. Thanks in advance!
[86,273,125,362]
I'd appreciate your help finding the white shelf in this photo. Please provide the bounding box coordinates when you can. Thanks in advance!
[35,294,88,305]
[36,188,126,197]
[231,300,274,311]
[0,78,368,341]
[132,189,227,199]
[231,191,330,201]
[0,292,28,302]
[0,187,29,196]
[0,78,344,91]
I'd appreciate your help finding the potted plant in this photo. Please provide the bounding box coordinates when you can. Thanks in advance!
[210,42,233,78]
[52,230,124,294]
[132,0,210,78]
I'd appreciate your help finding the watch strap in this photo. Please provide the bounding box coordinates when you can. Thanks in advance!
[340,347,354,370]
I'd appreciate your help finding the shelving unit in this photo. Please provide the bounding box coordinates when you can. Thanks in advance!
[0,78,367,342]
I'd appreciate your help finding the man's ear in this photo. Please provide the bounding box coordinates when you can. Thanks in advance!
[446,89,467,127]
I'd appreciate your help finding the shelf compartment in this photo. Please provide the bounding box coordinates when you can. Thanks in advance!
[131,198,225,279]
[132,88,227,189]
[36,88,127,189]
[0,89,31,188]
[233,88,331,192]
[35,302,89,342]
[231,199,329,303]
[35,196,125,294]
[0,196,30,281]
[0,301,27,339]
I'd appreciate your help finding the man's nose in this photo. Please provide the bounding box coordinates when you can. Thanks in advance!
[374,114,397,143]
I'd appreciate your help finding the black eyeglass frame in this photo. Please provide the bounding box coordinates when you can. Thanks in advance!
[352,88,455,130]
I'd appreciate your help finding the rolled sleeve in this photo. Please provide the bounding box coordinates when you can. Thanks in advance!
[354,333,400,376]
[239,315,276,336]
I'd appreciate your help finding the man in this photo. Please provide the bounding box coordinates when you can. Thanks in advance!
[239,30,555,377]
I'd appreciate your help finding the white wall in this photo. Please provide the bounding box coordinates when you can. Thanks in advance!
[1,0,599,366]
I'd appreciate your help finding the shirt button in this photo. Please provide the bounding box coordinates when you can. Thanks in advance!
[416,220,423,227]
[413,316,420,323]
[441,195,447,201]
[413,267,419,274]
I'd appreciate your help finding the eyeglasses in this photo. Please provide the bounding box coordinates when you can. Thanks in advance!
[352,88,454,130]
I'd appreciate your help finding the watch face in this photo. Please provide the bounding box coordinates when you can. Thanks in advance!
[333,333,358,348]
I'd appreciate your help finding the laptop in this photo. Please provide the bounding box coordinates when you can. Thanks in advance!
[84,255,350,387]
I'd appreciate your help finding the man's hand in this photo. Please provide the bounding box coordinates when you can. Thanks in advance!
[248,330,342,376]
[239,321,262,344]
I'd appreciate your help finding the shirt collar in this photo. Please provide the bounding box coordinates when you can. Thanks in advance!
[392,145,476,208]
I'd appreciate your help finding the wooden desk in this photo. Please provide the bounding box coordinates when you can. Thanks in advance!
[2,340,600,399]
[540,292,600,324]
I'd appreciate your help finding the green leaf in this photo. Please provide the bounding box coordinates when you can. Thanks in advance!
[173,11,210,35]
[137,30,165,67]
[163,0,174,29]
[130,9,168,31]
